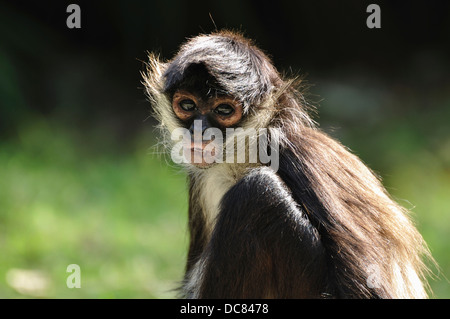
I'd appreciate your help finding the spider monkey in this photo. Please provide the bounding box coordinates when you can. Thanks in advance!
[142,30,433,298]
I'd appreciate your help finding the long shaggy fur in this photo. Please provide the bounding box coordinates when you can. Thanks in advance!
[142,30,434,298]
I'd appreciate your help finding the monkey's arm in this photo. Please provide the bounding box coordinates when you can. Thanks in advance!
[198,167,330,298]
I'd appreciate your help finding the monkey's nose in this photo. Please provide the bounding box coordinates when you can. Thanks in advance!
[189,116,211,136]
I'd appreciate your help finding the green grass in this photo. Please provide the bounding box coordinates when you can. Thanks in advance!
[0,119,188,298]
[0,117,448,298]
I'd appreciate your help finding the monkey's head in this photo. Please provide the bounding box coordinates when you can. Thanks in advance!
[143,31,302,169]
[163,31,281,112]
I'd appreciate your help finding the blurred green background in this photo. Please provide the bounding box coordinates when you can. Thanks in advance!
[0,0,449,298]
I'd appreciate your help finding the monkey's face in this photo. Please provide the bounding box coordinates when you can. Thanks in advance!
[157,34,280,169]
[172,89,243,168]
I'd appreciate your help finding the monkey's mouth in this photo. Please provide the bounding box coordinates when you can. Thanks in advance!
[183,142,218,168]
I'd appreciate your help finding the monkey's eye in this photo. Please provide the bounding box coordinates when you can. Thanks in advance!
[179,99,196,111]
[214,104,234,116]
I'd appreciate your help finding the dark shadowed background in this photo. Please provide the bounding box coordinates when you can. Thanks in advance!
[0,0,449,298]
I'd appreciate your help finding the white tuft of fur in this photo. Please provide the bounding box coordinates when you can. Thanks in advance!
[141,53,180,134]
[189,164,245,240]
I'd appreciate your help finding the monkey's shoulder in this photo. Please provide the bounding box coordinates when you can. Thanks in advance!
[221,166,304,221]
[231,166,292,200]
